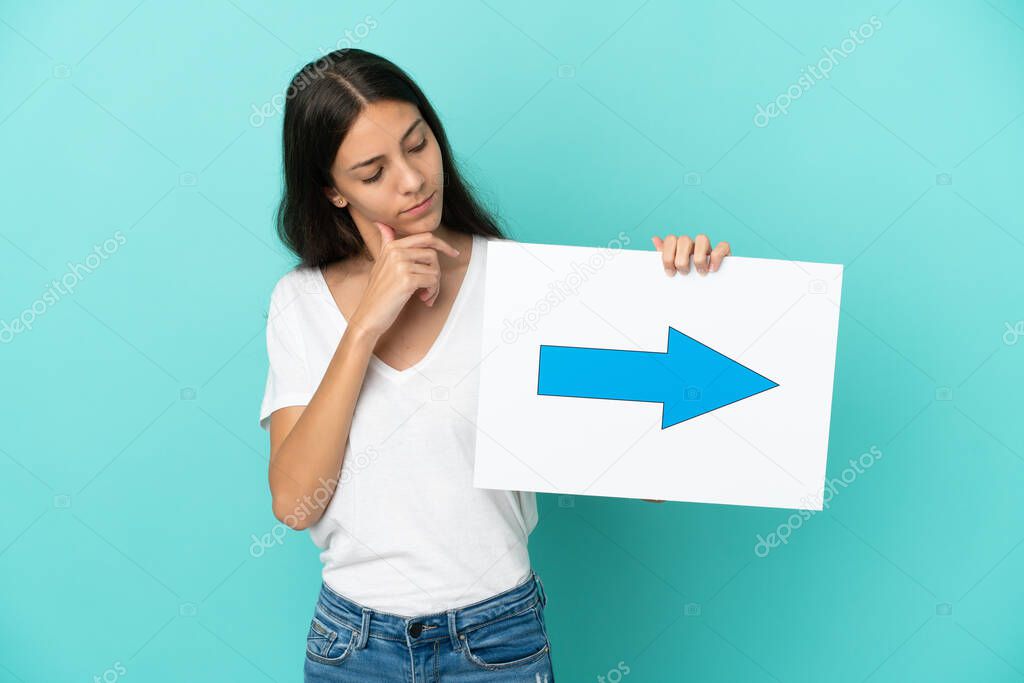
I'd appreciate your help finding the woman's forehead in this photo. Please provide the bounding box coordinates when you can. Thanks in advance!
[341,101,422,156]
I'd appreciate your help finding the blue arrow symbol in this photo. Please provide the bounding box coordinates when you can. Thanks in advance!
[537,326,779,429]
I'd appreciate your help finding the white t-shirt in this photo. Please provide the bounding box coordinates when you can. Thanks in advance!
[259,233,538,616]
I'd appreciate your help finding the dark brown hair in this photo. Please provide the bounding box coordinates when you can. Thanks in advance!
[275,48,505,269]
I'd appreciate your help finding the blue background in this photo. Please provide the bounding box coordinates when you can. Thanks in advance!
[2,1,1023,681]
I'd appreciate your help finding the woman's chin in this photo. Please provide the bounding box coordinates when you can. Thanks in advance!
[398,214,441,233]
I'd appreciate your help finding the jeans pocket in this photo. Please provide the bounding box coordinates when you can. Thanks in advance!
[305,613,356,666]
[459,601,550,671]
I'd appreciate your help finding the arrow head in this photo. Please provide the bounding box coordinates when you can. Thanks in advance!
[659,327,779,428]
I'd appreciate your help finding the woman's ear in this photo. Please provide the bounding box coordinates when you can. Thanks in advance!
[323,186,347,209]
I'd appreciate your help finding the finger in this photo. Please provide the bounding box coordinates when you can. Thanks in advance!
[375,221,396,247]
[709,242,730,272]
[405,252,440,303]
[409,275,438,306]
[675,235,694,275]
[661,234,677,276]
[651,235,664,251]
[400,247,441,266]
[427,234,461,258]
[693,234,711,275]
[417,285,437,305]
[423,272,441,307]
[395,230,460,258]
[409,266,441,305]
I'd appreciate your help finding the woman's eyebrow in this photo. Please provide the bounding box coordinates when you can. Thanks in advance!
[347,118,424,171]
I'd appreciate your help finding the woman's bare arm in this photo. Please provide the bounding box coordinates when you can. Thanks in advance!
[268,324,378,530]
[266,224,460,530]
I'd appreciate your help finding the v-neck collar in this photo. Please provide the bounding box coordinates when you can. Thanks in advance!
[315,233,481,383]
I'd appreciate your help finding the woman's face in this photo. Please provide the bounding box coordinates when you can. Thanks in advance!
[325,100,444,237]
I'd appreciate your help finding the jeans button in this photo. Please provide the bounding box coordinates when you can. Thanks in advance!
[408,622,423,637]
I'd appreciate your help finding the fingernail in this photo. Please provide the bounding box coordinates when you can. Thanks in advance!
[664,268,674,277]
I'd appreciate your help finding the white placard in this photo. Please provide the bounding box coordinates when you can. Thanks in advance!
[472,239,843,511]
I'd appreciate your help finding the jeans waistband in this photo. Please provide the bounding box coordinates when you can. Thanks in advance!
[314,570,547,650]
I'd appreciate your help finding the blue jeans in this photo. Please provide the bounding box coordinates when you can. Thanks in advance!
[304,570,555,682]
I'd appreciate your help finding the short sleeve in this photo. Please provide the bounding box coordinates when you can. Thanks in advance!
[258,276,314,431]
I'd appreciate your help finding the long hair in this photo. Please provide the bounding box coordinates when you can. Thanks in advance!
[275,48,505,269]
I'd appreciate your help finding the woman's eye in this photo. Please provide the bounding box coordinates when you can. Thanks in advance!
[361,142,426,184]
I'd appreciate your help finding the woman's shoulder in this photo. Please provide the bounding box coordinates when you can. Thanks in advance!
[474,232,511,252]
[267,264,324,307]
[479,232,511,243]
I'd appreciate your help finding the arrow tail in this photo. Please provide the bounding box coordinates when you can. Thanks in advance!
[538,345,669,403]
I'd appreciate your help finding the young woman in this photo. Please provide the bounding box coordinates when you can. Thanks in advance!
[259,48,731,682]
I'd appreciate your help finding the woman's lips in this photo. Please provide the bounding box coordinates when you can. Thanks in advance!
[402,191,435,216]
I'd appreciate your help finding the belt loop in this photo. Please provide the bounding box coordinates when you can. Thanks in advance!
[534,571,547,607]
[357,608,371,649]
[447,609,461,651]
